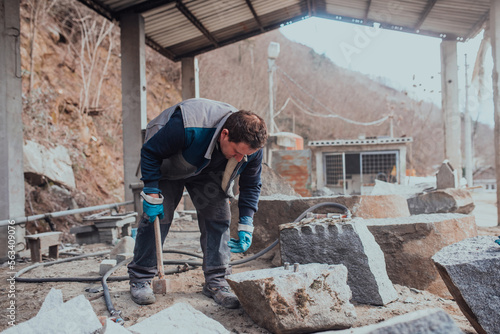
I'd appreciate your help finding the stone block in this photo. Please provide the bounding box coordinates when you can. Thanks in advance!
[37,288,63,316]
[100,259,117,275]
[432,236,500,334]
[227,263,356,334]
[436,161,457,189]
[366,213,477,297]
[70,225,100,245]
[328,308,463,334]
[3,295,101,334]
[116,252,134,263]
[110,236,135,259]
[230,195,410,252]
[280,218,397,305]
[23,140,76,189]
[407,188,475,215]
[129,302,229,334]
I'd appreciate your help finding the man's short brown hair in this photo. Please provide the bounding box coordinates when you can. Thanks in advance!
[224,110,268,149]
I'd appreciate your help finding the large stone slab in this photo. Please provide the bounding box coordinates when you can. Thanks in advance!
[432,236,500,334]
[227,263,356,334]
[365,213,478,297]
[3,294,102,334]
[129,302,229,334]
[23,140,76,189]
[407,188,475,215]
[230,195,410,252]
[326,308,463,334]
[280,218,397,306]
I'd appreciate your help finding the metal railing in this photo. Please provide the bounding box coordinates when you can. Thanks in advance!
[0,201,134,227]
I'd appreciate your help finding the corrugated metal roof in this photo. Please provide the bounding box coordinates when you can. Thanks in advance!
[76,0,491,61]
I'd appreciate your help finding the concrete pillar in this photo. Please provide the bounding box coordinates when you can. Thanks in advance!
[0,0,25,259]
[181,57,199,100]
[120,12,146,202]
[440,40,462,181]
[490,0,500,225]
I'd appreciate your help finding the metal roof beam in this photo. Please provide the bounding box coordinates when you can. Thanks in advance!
[116,0,176,15]
[75,0,117,21]
[245,0,264,32]
[307,0,316,17]
[176,0,219,48]
[146,37,177,60]
[364,0,372,23]
[414,0,437,30]
[465,10,489,40]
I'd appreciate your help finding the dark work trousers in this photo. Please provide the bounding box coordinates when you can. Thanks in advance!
[128,149,231,287]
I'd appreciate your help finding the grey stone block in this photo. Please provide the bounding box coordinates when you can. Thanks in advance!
[326,308,463,334]
[116,252,134,263]
[432,236,500,334]
[70,225,100,245]
[129,302,229,334]
[280,218,397,305]
[100,259,117,275]
[110,236,136,258]
[227,263,356,334]
[3,295,101,334]
[407,188,475,215]
[37,288,63,316]
[365,213,477,297]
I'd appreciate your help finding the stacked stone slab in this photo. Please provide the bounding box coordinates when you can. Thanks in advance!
[432,236,500,334]
[280,218,397,305]
[407,188,475,215]
[227,263,356,334]
[365,213,477,297]
[230,194,410,252]
[324,308,463,334]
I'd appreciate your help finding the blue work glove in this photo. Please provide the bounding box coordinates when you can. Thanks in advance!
[495,236,500,246]
[228,216,253,253]
[140,190,164,223]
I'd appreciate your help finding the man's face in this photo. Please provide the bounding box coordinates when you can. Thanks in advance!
[219,129,258,162]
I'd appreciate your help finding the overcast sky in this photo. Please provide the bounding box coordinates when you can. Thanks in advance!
[280,17,494,126]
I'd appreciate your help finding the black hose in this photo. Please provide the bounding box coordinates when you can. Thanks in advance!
[15,251,197,283]
[101,258,131,325]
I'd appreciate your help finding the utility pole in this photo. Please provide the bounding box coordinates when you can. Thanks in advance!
[268,42,280,134]
[464,54,473,186]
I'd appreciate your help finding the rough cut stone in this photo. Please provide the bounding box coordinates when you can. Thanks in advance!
[129,302,229,334]
[365,213,477,297]
[432,236,500,334]
[37,288,63,316]
[280,218,397,306]
[23,140,76,189]
[110,236,135,259]
[227,263,356,334]
[99,259,117,275]
[436,161,457,189]
[230,195,410,252]
[407,188,475,215]
[326,308,463,334]
[4,295,102,334]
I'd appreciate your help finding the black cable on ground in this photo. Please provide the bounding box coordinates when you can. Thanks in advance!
[15,252,197,283]
[101,257,132,325]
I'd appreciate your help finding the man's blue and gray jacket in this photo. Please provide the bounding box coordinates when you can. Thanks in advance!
[140,98,263,218]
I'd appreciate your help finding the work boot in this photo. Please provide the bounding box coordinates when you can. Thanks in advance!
[202,285,240,309]
[130,281,156,305]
